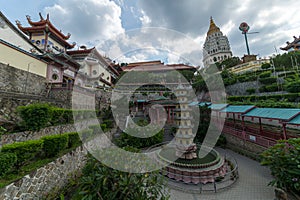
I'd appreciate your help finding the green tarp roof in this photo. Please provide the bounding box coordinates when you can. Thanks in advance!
[243,108,300,121]
[188,102,212,106]
[287,115,300,125]
[208,104,228,110]
[220,105,255,113]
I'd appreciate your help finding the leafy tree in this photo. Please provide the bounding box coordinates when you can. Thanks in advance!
[261,138,300,193]
[261,63,271,70]
[220,57,242,69]
[74,153,169,200]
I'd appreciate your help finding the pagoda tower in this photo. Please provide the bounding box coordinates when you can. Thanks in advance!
[203,17,232,67]
[174,84,197,159]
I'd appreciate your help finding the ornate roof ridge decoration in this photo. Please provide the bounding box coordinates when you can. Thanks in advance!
[25,13,71,40]
[67,47,96,55]
[207,16,221,36]
[16,13,75,49]
[280,35,300,51]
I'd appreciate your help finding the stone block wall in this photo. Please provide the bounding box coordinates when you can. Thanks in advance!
[0,146,88,200]
[226,81,261,96]
[0,92,66,123]
[1,124,75,148]
[0,62,46,95]
[223,133,267,155]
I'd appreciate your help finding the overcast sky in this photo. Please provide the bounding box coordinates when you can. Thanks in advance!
[1,0,300,67]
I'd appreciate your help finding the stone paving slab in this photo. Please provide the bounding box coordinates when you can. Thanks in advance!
[168,148,275,200]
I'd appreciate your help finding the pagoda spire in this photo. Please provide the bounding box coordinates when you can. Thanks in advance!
[207,16,220,36]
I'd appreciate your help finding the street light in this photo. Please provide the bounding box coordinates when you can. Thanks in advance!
[24,62,33,93]
[239,22,259,55]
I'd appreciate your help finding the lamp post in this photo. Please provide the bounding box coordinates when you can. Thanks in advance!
[24,62,33,93]
[239,22,259,55]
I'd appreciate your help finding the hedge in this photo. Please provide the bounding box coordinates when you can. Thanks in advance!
[42,134,69,157]
[0,153,17,177]
[17,103,53,131]
[67,132,81,148]
[1,140,43,167]
[246,88,256,94]
[228,93,300,102]
[259,77,277,84]
[259,71,272,78]
[16,103,98,132]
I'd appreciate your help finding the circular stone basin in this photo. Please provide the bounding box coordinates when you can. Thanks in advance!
[158,145,221,169]
[156,144,227,185]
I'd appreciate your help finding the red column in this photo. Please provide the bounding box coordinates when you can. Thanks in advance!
[242,116,246,139]
[282,123,287,140]
[233,113,236,129]
[259,118,263,134]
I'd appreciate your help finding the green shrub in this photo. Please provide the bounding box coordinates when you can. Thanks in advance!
[103,119,114,129]
[265,84,280,92]
[246,88,256,94]
[17,103,53,131]
[42,134,69,157]
[67,132,81,148]
[116,128,164,149]
[1,140,43,167]
[259,77,277,84]
[259,71,272,78]
[216,135,227,147]
[50,108,73,125]
[0,152,17,177]
[261,138,300,193]
[286,80,300,93]
[100,124,107,132]
[261,63,271,70]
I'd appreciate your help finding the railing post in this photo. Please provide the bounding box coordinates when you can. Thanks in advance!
[199,182,203,193]
[213,179,217,193]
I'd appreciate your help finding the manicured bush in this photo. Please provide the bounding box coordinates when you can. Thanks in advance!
[259,77,277,84]
[67,132,81,148]
[50,108,73,125]
[17,103,53,131]
[246,88,256,94]
[0,152,17,177]
[259,71,272,78]
[42,134,69,157]
[286,80,300,93]
[1,140,43,167]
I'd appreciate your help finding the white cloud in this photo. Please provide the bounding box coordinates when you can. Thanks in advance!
[44,0,124,46]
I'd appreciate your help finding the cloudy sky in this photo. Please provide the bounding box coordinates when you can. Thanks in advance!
[1,0,300,67]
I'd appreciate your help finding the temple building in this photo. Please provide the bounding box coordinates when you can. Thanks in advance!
[0,11,47,78]
[203,17,232,67]
[280,35,300,52]
[16,13,80,88]
[120,60,197,72]
[67,46,120,88]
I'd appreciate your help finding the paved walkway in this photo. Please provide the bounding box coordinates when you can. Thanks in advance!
[167,148,275,200]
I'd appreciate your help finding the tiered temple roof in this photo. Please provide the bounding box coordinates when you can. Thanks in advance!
[121,60,197,72]
[16,13,75,49]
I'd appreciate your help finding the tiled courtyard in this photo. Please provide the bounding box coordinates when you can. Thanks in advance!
[168,148,275,200]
